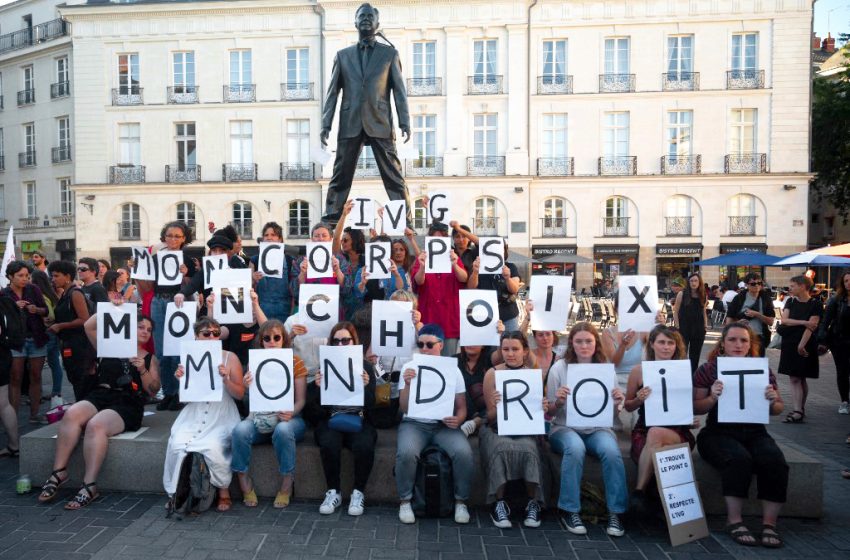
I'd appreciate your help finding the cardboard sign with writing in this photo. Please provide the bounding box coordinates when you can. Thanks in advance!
[565,363,617,429]
[203,254,229,290]
[306,242,334,279]
[478,237,505,275]
[495,369,545,436]
[652,444,710,546]
[156,250,184,287]
[382,200,407,236]
[248,348,295,413]
[320,345,365,407]
[257,242,286,279]
[425,236,451,274]
[180,341,224,402]
[365,242,392,280]
[428,191,451,225]
[347,197,375,230]
[298,284,339,340]
[163,302,197,357]
[642,360,694,427]
[371,300,414,357]
[459,289,500,347]
[406,355,458,421]
[96,302,137,358]
[528,276,573,332]
[130,246,156,281]
[617,275,659,332]
[717,357,770,424]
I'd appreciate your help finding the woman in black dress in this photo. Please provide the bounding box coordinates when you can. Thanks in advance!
[778,275,822,423]
[673,272,708,372]
[818,271,850,415]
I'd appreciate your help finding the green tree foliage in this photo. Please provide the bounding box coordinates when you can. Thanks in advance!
[812,55,850,220]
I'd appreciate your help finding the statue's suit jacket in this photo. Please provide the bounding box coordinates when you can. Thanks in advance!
[321,42,410,140]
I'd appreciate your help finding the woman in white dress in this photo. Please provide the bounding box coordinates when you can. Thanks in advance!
[163,317,245,512]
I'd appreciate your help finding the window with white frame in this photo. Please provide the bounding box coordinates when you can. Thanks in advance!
[176,123,196,169]
[603,112,629,158]
[665,195,691,217]
[24,181,36,219]
[729,109,756,154]
[474,197,497,234]
[604,38,629,74]
[176,201,196,234]
[286,119,310,164]
[731,33,757,71]
[121,203,140,239]
[666,35,693,77]
[666,111,692,156]
[285,48,309,86]
[230,120,253,164]
[412,42,436,79]
[541,113,568,158]
[56,56,69,85]
[413,198,428,233]
[356,145,375,171]
[173,52,195,89]
[473,113,497,158]
[117,54,139,93]
[119,123,141,165]
[543,197,567,235]
[542,39,567,81]
[57,116,70,148]
[23,122,35,153]
[729,194,756,217]
[232,201,252,237]
[22,65,33,91]
[59,178,72,216]
[288,200,310,238]
[473,39,497,81]
[606,197,627,219]
[230,50,252,86]
[413,114,436,166]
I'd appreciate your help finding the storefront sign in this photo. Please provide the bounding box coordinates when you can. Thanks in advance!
[656,244,702,256]
[56,239,75,253]
[594,245,639,255]
[531,245,578,257]
[21,241,42,253]
[719,244,767,254]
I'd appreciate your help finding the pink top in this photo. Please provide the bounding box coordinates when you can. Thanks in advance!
[410,258,465,339]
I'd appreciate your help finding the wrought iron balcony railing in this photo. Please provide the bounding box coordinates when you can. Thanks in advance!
[598,156,637,176]
[52,145,71,163]
[280,163,315,181]
[726,69,765,89]
[729,216,757,236]
[0,18,67,56]
[724,153,767,174]
[165,164,201,183]
[468,75,503,95]
[405,157,443,177]
[17,89,35,106]
[473,216,499,236]
[541,217,568,238]
[661,154,701,175]
[354,158,380,178]
[603,217,630,237]
[467,156,505,176]
[230,220,253,240]
[112,87,143,106]
[223,84,256,103]
[662,72,700,91]
[118,222,141,241]
[50,81,70,99]
[407,77,442,96]
[665,216,693,236]
[599,73,635,93]
[537,75,573,95]
[280,82,314,101]
[287,219,311,239]
[110,165,145,184]
[18,151,36,168]
[537,157,574,176]
[222,163,258,182]
[167,85,199,104]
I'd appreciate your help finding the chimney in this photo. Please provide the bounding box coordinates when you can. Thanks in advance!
[813,32,822,50]
[823,34,836,53]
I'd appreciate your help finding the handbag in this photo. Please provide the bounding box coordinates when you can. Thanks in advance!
[328,411,363,433]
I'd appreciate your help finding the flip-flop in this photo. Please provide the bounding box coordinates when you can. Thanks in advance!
[783,411,804,423]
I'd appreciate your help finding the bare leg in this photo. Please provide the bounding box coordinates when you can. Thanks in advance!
[27,357,46,418]
[0,386,19,451]
[761,500,782,526]
[237,472,253,493]
[9,357,25,411]
[725,495,745,524]
[279,474,293,495]
[789,377,804,413]
[54,401,98,474]
[81,409,125,483]
[801,379,809,414]
[636,428,683,491]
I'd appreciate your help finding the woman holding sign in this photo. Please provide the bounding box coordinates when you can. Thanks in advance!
[693,322,787,548]
[481,331,548,528]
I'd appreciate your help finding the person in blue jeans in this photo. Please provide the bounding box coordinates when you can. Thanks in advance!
[546,321,628,538]
[250,222,295,323]
[396,324,473,525]
[230,320,307,509]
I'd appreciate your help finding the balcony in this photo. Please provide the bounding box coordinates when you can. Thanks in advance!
[111,87,143,106]
[468,75,503,95]
[665,216,693,236]
[165,164,201,183]
[467,156,505,176]
[662,72,700,91]
[726,69,765,89]
[19,218,40,230]
[222,163,257,182]
[473,216,499,236]
[660,154,701,175]
[18,151,36,168]
[52,145,71,164]
[287,219,310,239]
[0,18,67,56]
[231,220,253,240]
[109,165,145,184]
[17,89,35,106]
[725,153,767,174]
[407,77,442,96]
[280,82,314,101]
[541,217,568,238]
[729,216,757,236]
[223,84,256,103]
[599,73,635,93]
[537,157,574,176]
[167,85,199,104]
[118,222,141,241]
[537,75,573,95]
[50,81,70,99]
[280,163,315,181]
[405,157,443,177]
[54,215,74,228]
[598,156,637,176]
[603,217,630,237]
[354,158,380,178]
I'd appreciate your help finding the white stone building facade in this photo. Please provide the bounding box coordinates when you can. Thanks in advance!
[55,0,813,289]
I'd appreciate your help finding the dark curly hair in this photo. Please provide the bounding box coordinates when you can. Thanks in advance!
[159,221,194,247]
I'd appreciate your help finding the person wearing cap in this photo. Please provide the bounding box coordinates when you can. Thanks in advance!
[174,234,233,316]
[410,223,467,356]
[395,323,473,525]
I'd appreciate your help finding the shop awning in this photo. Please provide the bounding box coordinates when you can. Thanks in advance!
[693,251,781,266]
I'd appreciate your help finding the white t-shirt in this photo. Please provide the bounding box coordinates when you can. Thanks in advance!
[400,358,466,424]
[721,290,738,304]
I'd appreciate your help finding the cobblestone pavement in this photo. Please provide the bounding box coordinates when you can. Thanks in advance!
[0,335,848,560]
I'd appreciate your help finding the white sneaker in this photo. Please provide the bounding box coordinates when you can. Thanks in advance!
[319,489,341,514]
[839,402,849,415]
[454,502,470,524]
[399,501,415,524]
[348,490,365,516]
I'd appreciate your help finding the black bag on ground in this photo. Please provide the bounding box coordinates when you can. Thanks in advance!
[167,452,216,519]
[411,446,454,518]
[0,295,25,351]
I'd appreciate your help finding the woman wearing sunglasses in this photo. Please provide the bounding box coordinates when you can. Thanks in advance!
[163,317,244,513]
[313,322,377,516]
[481,331,549,529]
[231,319,307,509]
[725,272,775,357]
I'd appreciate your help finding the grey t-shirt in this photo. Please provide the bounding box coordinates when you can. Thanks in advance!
[743,293,764,336]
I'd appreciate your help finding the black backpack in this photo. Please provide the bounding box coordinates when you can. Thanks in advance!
[166,452,216,519]
[412,446,454,518]
[0,295,25,352]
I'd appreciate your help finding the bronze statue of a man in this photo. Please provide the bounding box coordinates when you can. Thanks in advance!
[320,3,413,226]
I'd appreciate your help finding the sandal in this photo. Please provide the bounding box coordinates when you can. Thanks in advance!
[65,482,98,511]
[782,411,804,423]
[37,468,68,503]
[242,488,258,508]
[216,495,232,512]
[274,492,291,509]
[760,524,783,548]
[0,446,19,458]
[727,522,758,547]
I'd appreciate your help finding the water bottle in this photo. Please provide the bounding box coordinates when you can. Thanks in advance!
[16,474,31,495]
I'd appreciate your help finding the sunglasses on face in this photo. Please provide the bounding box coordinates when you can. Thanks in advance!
[331,336,353,345]
[748,281,763,286]
[77,266,90,272]
[262,334,283,343]
[417,340,441,349]
[199,330,222,338]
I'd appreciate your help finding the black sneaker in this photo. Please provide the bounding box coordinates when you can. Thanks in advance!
[524,499,541,528]
[491,500,512,529]
[561,511,587,535]
[606,513,625,537]
[156,394,173,411]
[168,397,185,412]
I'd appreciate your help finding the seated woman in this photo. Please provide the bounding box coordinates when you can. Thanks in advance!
[313,322,377,516]
[231,319,307,509]
[693,322,787,548]
[624,325,695,512]
[163,317,245,512]
[547,322,627,537]
[481,331,549,529]
[38,309,160,509]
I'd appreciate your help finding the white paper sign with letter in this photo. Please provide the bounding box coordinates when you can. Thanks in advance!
[163,302,197,357]
[717,357,770,424]
[382,200,407,236]
[306,242,334,279]
[642,360,693,427]
[257,242,286,279]
[528,276,572,332]
[428,191,451,225]
[180,341,223,402]
[495,369,545,436]
[130,246,156,281]
[478,237,505,275]
[459,289,500,347]
[320,345,365,407]
[425,237,451,274]
[347,197,375,230]
[248,348,295,413]
[406,355,458,422]
[96,302,137,358]
[617,276,659,332]
[214,282,253,325]
[565,363,617,429]
[202,254,229,290]
[365,242,392,280]
[156,250,184,287]
[298,284,339,340]
[371,300,414,357]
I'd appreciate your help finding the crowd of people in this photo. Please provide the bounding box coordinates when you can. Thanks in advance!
[1,210,848,548]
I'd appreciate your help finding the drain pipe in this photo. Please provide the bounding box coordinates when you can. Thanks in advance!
[526,0,539,279]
